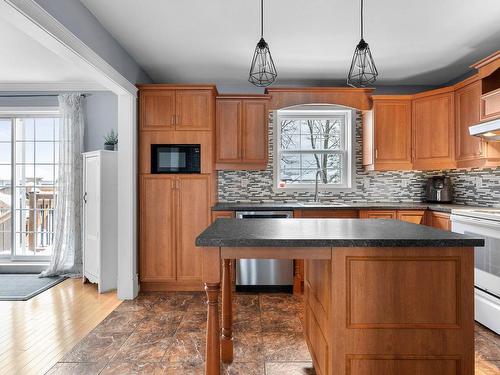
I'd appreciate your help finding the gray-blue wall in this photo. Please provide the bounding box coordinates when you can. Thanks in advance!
[33,0,151,84]
[84,91,117,152]
[0,91,118,152]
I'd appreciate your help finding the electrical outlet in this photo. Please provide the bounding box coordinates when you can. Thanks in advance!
[475,177,482,189]
[401,179,409,188]
[363,178,370,189]
[241,179,249,188]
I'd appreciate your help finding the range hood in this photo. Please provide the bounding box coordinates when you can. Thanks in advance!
[469,118,500,141]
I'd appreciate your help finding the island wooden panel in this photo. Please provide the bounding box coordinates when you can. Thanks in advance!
[304,260,331,375]
[304,247,474,375]
[346,356,459,375]
[347,256,459,328]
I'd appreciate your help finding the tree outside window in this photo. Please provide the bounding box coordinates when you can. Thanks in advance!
[275,108,353,191]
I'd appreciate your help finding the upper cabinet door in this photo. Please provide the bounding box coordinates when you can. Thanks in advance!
[216,99,241,163]
[455,81,484,163]
[241,100,268,165]
[413,92,455,170]
[140,91,176,131]
[373,99,412,170]
[175,90,213,131]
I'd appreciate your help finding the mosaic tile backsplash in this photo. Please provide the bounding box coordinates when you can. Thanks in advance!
[218,112,500,207]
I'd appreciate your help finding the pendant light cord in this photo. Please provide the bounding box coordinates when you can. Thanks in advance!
[360,0,364,39]
[261,0,264,38]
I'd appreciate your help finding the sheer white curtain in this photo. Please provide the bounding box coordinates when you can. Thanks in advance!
[41,94,85,277]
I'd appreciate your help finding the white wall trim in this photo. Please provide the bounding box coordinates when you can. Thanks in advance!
[0,82,107,92]
[0,0,139,299]
[0,0,138,97]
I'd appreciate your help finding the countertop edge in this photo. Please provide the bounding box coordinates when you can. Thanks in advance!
[211,202,475,214]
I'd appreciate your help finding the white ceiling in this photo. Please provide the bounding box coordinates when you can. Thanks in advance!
[80,0,500,87]
[0,17,97,84]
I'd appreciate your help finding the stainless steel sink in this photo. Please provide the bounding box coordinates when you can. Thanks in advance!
[298,202,348,207]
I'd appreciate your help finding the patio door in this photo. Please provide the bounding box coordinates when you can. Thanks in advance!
[0,111,59,261]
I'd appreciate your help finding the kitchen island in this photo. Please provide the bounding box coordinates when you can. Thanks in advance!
[195,218,484,375]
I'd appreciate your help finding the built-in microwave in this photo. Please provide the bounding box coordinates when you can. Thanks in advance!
[151,144,201,174]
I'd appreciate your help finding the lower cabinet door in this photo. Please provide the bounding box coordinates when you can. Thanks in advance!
[140,176,176,282]
[397,210,425,224]
[359,210,397,219]
[176,175,211,283]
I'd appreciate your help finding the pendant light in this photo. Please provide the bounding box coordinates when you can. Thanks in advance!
[347,0,378,87]
[249,0,277,87]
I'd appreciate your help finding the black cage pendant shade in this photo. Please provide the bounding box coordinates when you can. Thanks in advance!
[249,0,277,87]
[347,0,378,87]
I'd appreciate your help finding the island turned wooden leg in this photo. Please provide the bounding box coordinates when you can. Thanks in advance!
[205,282,221,375]
[221,259,233,363]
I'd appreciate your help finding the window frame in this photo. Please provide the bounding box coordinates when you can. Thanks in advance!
[0,107,59,262]
[273,106,356,192]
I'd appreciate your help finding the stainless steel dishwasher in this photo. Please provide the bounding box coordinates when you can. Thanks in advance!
[235,211,294,292]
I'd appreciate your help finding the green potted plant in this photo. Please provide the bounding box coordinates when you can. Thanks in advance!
[103,130,118,151]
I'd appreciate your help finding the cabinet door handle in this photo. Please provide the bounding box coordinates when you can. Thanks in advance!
[375,149,378,160]
[176,115,180,125]
[171,115,175,125]
[176,180,180,190]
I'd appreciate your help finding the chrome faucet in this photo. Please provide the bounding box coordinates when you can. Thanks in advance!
[314,169,324,202]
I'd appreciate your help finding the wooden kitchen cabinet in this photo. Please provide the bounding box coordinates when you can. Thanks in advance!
[140,175,176,283]
[176,176,211,284]
[454,78,500,168]
[363,96,413,171]
[139,85,215,131]
[397,210,425,224]
[140,90,176,131]
[359,210,397,219]
[140,174,211,291]
[295,209,359,218]
[211,211,234,221]
[472,51,500,122]
[216,95,270,170]
[425,211,451,231]
[412,88,456,170]
[455,80,484,166]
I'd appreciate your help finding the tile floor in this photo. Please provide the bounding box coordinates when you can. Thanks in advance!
[46,292,500,375]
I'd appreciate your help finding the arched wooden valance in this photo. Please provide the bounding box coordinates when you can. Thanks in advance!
[265,87,374,111]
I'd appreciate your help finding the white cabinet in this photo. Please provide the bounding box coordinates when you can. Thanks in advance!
[82,151,117,293]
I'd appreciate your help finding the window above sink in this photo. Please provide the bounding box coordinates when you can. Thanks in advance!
[273,104,356,192]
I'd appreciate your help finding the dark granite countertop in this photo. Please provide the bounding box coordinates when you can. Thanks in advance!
[196,218,484,248]
[212,202,481,214]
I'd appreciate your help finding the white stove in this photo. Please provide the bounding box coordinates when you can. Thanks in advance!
[452,208,500,222]
[451,208,500,333]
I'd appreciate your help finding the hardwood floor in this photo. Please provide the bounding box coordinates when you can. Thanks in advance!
[47,292,500,375]
[0,278,121,375]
